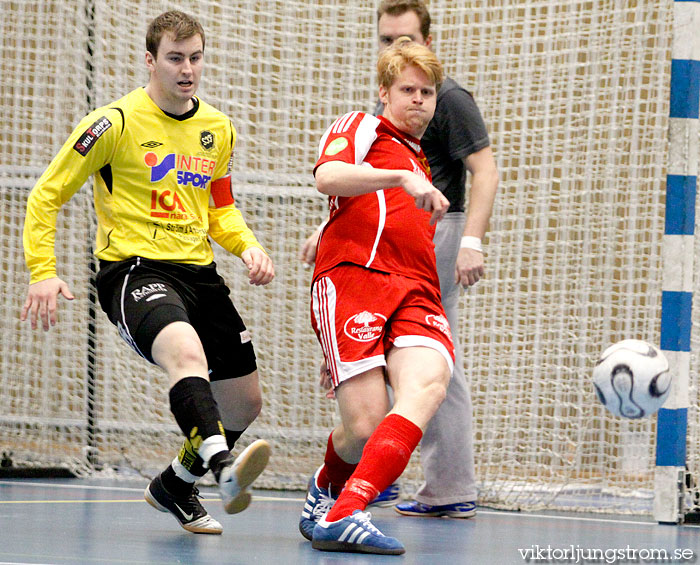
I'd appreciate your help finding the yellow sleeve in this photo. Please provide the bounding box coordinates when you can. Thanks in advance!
[23,109,122,283]
[207,120,266,257]
[208,204,266,258]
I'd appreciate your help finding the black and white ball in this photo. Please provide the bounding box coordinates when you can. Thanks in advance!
[592,339,671,419]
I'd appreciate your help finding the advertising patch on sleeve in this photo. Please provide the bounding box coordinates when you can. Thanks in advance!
[73,116,112,156]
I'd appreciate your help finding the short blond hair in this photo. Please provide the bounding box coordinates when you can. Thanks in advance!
[377,37,443,91]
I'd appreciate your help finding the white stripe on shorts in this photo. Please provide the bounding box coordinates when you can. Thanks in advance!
[311,275,386,386]
[392,335,454,374]
[312,277,341,384]
[118,259,147,359]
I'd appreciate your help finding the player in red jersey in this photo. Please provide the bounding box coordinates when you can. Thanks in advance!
[302,0,498,517]
[300,39,451,555]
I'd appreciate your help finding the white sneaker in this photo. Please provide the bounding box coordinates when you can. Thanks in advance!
[218,439,271,514]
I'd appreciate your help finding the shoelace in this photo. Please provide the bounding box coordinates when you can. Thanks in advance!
[312,488,336,518]
[191,486,201,500]
[353,511,383,536]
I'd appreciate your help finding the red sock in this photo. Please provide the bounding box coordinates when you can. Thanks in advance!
[317,431,357,493]
[325,414,422,522]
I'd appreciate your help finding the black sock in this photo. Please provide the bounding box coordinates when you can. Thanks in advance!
[209,451,234,482]
[169,376,225,447]
[161,464,194,497]
[225,428,246,450]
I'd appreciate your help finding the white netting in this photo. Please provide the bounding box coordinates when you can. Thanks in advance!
[1,0,687,513]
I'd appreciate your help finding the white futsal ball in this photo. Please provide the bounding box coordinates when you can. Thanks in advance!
[592,339,671,419]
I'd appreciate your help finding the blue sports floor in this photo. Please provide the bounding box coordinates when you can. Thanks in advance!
[0,478,698,564]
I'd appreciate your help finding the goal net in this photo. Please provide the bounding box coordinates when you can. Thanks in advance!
[2,0,695,515]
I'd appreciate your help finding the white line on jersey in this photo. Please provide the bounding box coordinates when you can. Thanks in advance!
[333,111,359,134]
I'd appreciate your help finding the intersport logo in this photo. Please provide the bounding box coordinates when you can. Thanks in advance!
[144,152,216,189]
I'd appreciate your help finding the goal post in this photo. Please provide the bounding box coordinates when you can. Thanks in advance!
[2,0,698,517]
[655,0,700,524]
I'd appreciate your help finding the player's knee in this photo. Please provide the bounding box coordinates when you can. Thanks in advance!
[405,378,448,416]
[430,359,451,391]
[218,388,262,429]
[170,341,207,370]
[241,389,262,424]
[160,352,207,387]
[242,377,263,420]
[423,379,448,410]
[152,322,207,374]
[347,410,384,447]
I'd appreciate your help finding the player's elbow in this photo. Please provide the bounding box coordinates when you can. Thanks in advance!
[315,177,333,196]
[314,172,333,196]
[474,162,499,191]
[314,162,344,196]
[486,165,499,188]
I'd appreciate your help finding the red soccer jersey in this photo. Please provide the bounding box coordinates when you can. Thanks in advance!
[313,111,438,287]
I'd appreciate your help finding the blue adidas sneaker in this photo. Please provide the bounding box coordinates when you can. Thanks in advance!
[368,482,401,507]
[312,510,405,555]
[299,466,338,541]
[394,499,476,518]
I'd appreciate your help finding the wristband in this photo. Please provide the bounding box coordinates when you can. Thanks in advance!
[460,236,483,253]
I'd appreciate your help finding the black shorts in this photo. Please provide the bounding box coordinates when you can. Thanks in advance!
[95,257,256,381]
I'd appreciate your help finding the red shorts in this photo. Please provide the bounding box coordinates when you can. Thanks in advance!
[311,263,454,388]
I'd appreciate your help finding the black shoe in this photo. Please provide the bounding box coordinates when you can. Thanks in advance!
[144,473,223,534]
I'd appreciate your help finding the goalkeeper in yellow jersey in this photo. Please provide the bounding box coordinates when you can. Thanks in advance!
[21,10,274,535]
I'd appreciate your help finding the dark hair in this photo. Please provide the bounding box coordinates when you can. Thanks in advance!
[146,11,205,58]
[377,0,431,40]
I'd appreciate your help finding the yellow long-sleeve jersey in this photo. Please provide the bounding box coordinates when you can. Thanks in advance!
[24,87,264,284]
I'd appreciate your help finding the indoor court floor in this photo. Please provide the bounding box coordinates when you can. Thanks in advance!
[1,478,699,564]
